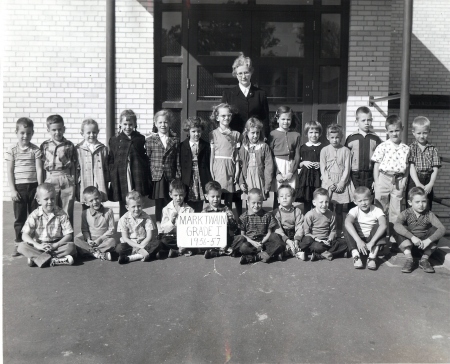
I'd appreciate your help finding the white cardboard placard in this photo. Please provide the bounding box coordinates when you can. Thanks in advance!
[177,213,227,248]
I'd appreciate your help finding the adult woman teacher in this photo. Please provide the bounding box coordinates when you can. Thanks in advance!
[221,53,270,137]
[221,53,270,217]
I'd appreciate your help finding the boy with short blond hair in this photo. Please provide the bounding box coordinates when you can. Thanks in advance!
[371,115,410,234]
[17,183,77,267]
[74,186,117,261]
[116,191,158,264]
[40,114,77,225]
[300,188,348,261]
[407,116,441,210]
[394,187,446,274]
[344,186,387,270]
[5,117,44,256]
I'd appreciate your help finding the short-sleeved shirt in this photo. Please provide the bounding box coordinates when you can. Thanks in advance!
[22,206,73,242]
[81,206,115,240]
[117,211,155,242]
[347,205,384,238]
[40,138,76,172]
[238,209,278,242]
[4,143,41,184]
[371,139,410,174]
[408,140,441,174]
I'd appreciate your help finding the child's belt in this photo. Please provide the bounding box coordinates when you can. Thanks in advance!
[380,171,404,188]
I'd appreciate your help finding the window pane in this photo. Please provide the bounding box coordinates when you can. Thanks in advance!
[198,66,235,101]
[191,0,247,3]
[319,66,339,104]
[322,0,341,4]
[259,66,303,103]
[318,110,339,144]
[197,20,243,56]
[321,14,341,58]
[162,65,182,102]
[261,22,304,57]
[162,12,182,57]
[257,0,312,4]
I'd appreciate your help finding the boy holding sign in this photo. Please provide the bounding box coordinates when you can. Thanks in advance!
[232,188,286,264]
[202,181,238,259]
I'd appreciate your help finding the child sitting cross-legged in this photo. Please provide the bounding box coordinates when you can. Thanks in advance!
[156,179,194,258]
[74,186,117,261]
[272,184,305,260]
[202,180,238,259]
[116,191,158,264]
[231,188,286,264]
[299,188,348,261]
[394,187,446,274]
[344,186,387,270]
[18,183,77,267]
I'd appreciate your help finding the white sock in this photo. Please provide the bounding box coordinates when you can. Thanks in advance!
[128,253,143,262]
[351,249,359,258]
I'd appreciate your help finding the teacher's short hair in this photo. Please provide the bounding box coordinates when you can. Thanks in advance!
[231,53,254,77]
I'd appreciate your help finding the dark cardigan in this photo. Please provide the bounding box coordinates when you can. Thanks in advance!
[180,138,212,194]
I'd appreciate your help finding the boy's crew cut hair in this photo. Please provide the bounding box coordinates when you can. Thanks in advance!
[326,123,343,138]
[210,103,234,125]
[412,116,431,131]
[183,116,206,132]
[125,190,142,204]
[16,117,34,131]
[46,114,64,128]
[385,114,402,129]
[304,120,323,136]
[353,186,371,199]
[119,109,137,126]
[83,186,100,199]
[36,183,56,196]
[408,186,427,201]
[243,117,265,145]
[271,105,298,131]
[277,184,295,195]
[313,187,329,200]
[247,188,263,200]
[231,52,254,77]
[81,118,99,133]
[205,180,222,194]
[355,106,372,118]
[169,179,186,194]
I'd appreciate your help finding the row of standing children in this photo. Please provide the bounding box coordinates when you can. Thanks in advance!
[7,105,445,274]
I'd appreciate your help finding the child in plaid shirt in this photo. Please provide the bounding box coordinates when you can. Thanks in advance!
[232,188,285,264]
[18,183,77,267]
[407,116,441,210]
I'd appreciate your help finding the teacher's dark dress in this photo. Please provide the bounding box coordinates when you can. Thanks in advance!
[222,85,270,137]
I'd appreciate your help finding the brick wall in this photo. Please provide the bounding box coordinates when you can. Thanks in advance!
[2,0,154,199]
[346,0,392,139]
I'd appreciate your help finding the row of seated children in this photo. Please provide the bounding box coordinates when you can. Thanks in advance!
[6,105,443,272]
[17,176,445,274]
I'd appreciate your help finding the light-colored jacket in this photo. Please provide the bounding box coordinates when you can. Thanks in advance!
[160,201,194,234]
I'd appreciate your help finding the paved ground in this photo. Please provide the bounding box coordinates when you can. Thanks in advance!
[3,201,450,364]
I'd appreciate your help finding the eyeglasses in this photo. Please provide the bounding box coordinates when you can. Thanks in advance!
[237,72,251,77]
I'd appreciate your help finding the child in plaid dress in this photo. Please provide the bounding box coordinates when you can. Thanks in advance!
[180,117,212,213]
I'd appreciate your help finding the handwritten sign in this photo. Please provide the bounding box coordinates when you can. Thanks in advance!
[177,213,227,248]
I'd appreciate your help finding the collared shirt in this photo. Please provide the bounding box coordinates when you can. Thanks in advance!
[202,203,238,234]
[239,209,278,242]
[40,138,76,172]
[118,211,155,242]
[371,139,410,174]
[273,205,304,242]
[345,130,381,171]
[394,207,445,242]
[409,140,441,174]
[22,206,73,242]
[4,143,41,184]
[239,83,251,97]
[158,133,168,149]
[160,201,194,234]
[81,206,115,240]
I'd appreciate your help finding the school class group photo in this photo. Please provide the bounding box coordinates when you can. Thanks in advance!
[7,53,445,275]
